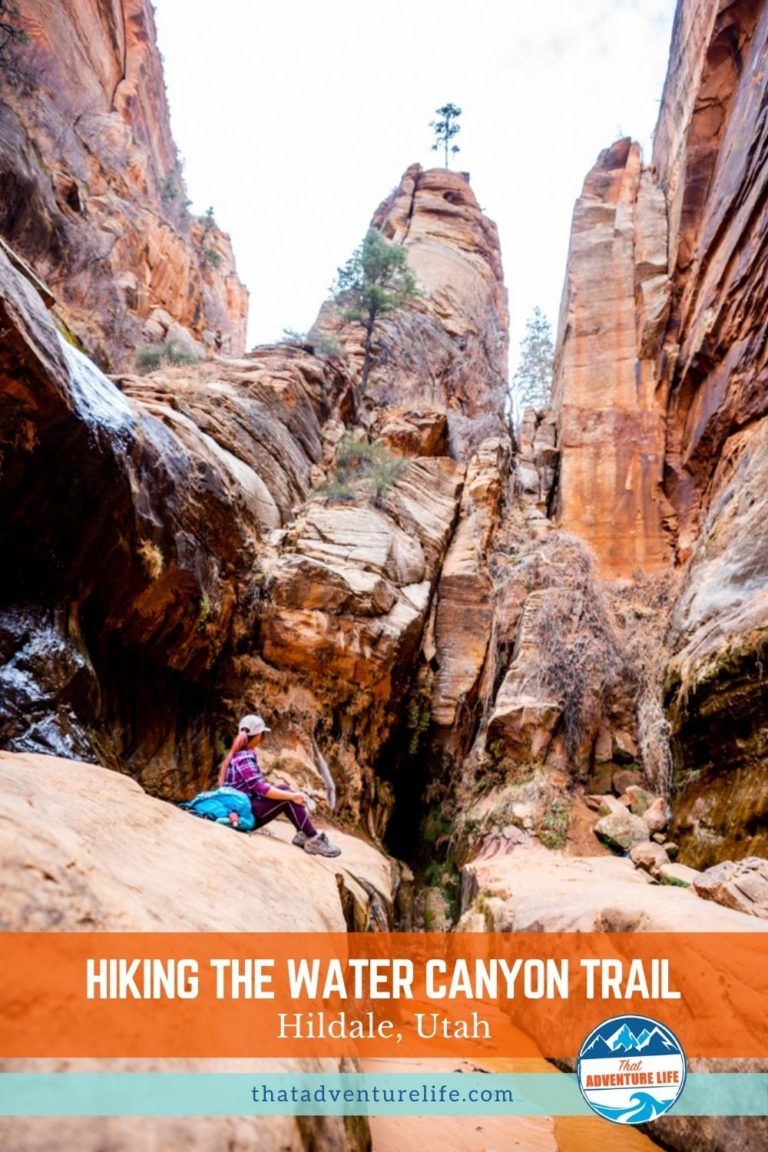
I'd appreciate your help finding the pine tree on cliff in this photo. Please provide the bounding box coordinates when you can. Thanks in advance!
[511,306,555,412]
[332,228,418,390]
[430,102,462,167]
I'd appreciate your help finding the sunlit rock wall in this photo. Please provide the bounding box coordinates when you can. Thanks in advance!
[0,0,247,368]
[552,0,768,866]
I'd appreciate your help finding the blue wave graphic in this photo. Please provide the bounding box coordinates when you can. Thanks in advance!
[589,1092,676,1124]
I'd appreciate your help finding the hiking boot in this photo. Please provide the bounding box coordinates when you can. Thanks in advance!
[292,831,308,848]
[303,831,342,858]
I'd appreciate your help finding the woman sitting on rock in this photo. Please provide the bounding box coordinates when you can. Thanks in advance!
[220,714,341,857]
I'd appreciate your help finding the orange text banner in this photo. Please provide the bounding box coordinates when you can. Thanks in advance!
[1,932,766,1060]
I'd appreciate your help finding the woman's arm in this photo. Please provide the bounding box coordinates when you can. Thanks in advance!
[263,785,306,804]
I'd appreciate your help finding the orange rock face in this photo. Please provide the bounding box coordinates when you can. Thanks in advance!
[651,0,768,867]
[316,164,509,458]
[551,138,673,578]
[0,0,247,367]
[552,0,768,869]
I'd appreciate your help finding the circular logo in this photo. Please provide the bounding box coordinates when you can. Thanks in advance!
[577,1014,686,1124]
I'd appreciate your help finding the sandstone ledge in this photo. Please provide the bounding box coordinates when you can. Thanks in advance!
[0,750,392,1151]
[460,846,768,933]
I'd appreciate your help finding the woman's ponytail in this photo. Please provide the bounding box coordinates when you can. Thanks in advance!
[219,729,250,785]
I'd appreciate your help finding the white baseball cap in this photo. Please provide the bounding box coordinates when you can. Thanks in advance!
[238,714,271,735]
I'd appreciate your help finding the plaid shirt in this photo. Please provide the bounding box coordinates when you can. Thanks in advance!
[223,750,271,798]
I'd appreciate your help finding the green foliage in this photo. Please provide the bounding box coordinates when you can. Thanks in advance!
[159,162,193,229]
[421,807,451,845]
[280,327,343,359]
[422,862,460,925]
[320,432,406,506]
[318,475,356,504]
[537,796,571,850]
[306,327,343,358]
[406,675,434,757]
[430,102,462,167]
[192,207,223,267]
[660,873,689,889]
[332,229,418,388]
[200,246,223,268]
[0,2,27,79]
[196,591,211,630]
[511,306,554,413]
[136,339,203,374]
[161,171,180,201]
[201,206,217,238]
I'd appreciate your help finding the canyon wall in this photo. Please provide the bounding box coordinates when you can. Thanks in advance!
[1,8,767,1147]
[552,0,768,866]
[0,0,247,368]
[0,157,515,849]
[551,137,673,577]
[657,0,768,866]
[1,0,766,884]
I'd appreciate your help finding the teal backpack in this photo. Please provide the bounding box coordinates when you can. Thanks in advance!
[179,786,256,832]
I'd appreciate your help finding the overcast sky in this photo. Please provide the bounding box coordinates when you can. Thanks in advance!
[153,0,677,366]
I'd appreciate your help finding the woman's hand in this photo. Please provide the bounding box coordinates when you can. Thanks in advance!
[266,785,307,804]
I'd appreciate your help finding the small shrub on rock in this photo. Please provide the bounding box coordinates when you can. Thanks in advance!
[136,339,203,374]
[319,431,405,506]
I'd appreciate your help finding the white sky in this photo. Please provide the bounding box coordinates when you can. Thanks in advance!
[152,0,677,367]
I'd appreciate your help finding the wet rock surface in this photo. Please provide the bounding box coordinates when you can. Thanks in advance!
[0,243,349,794]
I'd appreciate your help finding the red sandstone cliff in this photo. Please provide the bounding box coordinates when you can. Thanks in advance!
[0,0,248,368]
[0,162,510,838]
[1,9,767,1151]
[552,0,768,871]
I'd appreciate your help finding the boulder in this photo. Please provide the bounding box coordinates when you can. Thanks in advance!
[461,845,768,933]
[660,862,701,888]
[594,809,650,853]
[378,409,449,457]
[269,554,397,617]
[0,749,392,1151]
[630,839,670,880]
[612,766,643,793]
[597,794,629,818]
[624,784,656,815]
[642,795,672,834]
[693,858,768,921]
[486,695,561,764]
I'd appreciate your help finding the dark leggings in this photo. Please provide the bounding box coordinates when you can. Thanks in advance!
[251,784,318,838]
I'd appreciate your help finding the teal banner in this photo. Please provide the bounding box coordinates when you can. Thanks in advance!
[0,1072,765,1116]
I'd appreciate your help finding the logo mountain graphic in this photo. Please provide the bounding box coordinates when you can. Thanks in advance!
[582,1022,679,1059]
[578,1014,687,1126]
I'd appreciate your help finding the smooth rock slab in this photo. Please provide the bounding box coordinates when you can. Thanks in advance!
[660,862,701,888]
